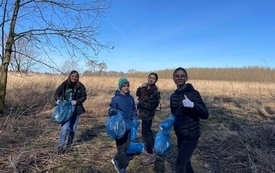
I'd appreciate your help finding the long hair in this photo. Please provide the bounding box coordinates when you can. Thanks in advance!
[66,70,80,88]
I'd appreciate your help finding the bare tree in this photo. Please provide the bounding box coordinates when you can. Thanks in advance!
[86,59,99,73]
[0,0,113,116]
[128,69,137,74]
[10,38,38,73]
[98,61,107,76]
[61,59,80,75]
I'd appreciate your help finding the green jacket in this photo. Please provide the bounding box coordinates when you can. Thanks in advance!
[136,84,160,120]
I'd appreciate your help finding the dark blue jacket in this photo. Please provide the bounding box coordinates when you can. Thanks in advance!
[108,90,137,130]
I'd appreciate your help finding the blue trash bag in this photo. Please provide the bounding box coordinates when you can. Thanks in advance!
[154,130,171,157]
[130,119,140,140]
[127,142,144,154]
[159,114,175,133]
[105,111,126,140]
[51,100,75,124]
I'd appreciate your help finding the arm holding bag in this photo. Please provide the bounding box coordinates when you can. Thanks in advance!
[51,100,75,124]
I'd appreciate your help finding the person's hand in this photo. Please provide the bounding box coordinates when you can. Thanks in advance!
[56,99,60,104]
[141,83,147,88]
[182,95,194,108]
[110,110,117,116]
[71,100,77,106]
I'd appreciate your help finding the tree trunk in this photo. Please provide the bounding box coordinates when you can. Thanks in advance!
[0,0,20,117]
[0,56,9,117]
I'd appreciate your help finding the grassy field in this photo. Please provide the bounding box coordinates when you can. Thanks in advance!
[0,73,275,173]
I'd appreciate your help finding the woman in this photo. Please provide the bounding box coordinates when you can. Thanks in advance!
[109,77,137,173]
[136,72,160,165]
[170,67,209,173]
[54,70,87,154]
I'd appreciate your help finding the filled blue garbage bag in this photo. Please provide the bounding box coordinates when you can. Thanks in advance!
[51,100,75,124]
[127,142,144,154]
[105,111,126,140]
[159,114,175,133]
[130,119,140,140]
[154,130,171,157]
[154,114,175,157]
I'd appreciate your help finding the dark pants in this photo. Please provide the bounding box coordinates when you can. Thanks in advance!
[141,119,154,154]
[175,138,199,173]
[115,131,131,169]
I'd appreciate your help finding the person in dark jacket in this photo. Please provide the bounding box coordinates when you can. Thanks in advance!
[136,72,160,165]
[54,70,87,154]
[108,77,137,173]
[170,67,209,173]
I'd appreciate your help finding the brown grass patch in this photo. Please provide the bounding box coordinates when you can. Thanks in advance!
[0,74,275,172]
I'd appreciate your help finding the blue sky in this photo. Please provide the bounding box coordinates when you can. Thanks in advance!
[95,0,275,72]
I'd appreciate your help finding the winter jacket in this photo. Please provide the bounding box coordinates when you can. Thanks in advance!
[170,83,208,140]
[136,85,160,120]
[54,81,87,116]
[108,90,137,130]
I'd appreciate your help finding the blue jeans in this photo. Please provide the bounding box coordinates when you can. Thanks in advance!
[59,112,80,147]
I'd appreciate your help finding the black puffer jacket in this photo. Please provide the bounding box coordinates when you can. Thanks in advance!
[170,83,208,140]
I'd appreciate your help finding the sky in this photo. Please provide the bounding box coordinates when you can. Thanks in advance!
[94,0,275,73]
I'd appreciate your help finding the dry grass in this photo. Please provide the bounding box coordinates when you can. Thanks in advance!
[0,73,275,173]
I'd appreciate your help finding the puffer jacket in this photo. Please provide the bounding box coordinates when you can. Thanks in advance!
[108,90,137,130]
[136,85,160,120]
[54,81,87,116]
[170,83,208,140]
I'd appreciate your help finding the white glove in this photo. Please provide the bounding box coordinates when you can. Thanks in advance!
[56,99,60,104]
[71,100,77,106]
[182,95,194,108]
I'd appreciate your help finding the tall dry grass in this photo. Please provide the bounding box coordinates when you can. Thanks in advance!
[0,73,274,172]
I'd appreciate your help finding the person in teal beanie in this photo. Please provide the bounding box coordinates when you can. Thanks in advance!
[108,77,137,173]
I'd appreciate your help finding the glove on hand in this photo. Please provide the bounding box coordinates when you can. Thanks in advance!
[110,110,117,116]
[56,99,60,105]
[182,95,194,108]
[71,100,77,106]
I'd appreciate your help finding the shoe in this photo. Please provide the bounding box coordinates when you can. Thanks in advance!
[64,146,74,153]
[141,153,156,165]
[57,146,64,155]
[111,159,119,172]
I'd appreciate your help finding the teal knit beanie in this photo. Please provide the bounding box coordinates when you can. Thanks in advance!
[118,77,129,89]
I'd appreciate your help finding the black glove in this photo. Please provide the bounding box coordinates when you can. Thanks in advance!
[110,110,117,116]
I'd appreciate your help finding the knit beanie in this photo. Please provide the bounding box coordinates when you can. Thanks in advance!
[118,77,129,89]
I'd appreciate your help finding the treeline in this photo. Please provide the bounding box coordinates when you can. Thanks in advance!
[126,66,275,83]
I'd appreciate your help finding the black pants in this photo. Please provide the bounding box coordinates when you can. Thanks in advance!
[115,131,131,169]
[141,119,154,154]
[175,138,199,173]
